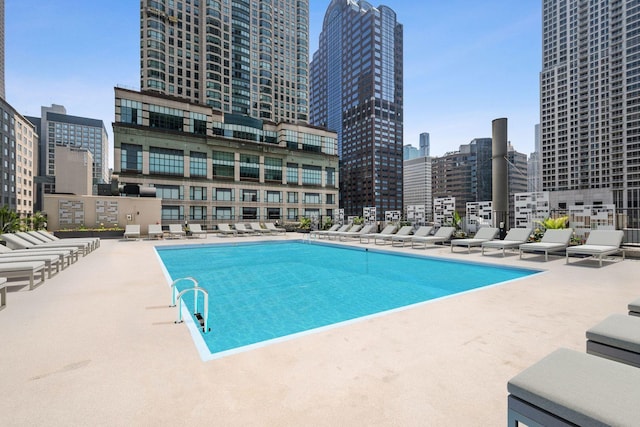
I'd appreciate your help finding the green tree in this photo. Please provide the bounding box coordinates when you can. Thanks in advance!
[0,206,21,233]
[536,216,569,230]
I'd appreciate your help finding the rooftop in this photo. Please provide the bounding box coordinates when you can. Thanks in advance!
[0,234,637,425]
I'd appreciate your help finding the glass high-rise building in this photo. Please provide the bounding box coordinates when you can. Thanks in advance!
[309,0,403,220]
[541,0,640,216]
[140,0,310,123]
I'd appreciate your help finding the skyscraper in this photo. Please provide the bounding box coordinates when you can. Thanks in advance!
[541,0,640,216]
[419,132,430,157]
[310,0,403,220]
[140,0,310,123]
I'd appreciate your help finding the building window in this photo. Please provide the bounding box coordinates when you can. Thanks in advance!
[190,151,207,177]
[302,165,322,185]
[326,194,335,205]
[149,105,184,131]
[190,186,206,200]
[241,189,258,202]
[149,147,184,175]
[120,99,143,125]
[287,163,298,184]
[214,188,234,201]
[266,207,281,219]
[265,191,281,203]
[301,133,322,152]
[120,143,142,172]
[189,206,206,220]
[155,184,183,200]
[239,154,259,180]
[242,207,257,219]
[264,157,282,181]
[212,150,234,178]
[326,167,335,186]
[304,193,321,204]
[214,207,233,220]
[287,191,298,203]
[287,208,298,220]
[161,205,183,220]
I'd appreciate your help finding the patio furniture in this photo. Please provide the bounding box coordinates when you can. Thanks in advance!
[566,229,625,267]
[507,348,640,427]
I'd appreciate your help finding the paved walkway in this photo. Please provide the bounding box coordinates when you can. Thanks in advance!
[0,233,638,426]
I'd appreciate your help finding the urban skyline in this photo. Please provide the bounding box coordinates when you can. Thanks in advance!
[5,0,541,167]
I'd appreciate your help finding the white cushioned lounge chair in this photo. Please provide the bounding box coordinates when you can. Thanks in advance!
[337,224,375,241]
[188,223,207,238]
[310,224,340,239]
[586,313,640,368]
[481,228,532,257]
[34,230,100,250]
[374,225,413,245]
[0,260,46,290]
[507,348,640,427]
[234,223,255,235]
[216,224,237,237]
[391,226,432,247]
[2,233,90,256]
[565,229,625,267]
[450,227,499,253]
[148,224,164,239]
[168,224,186,239]
[410,226,455,249]
[519,228,573,262]
[123,224,141,240]
[249,222,271,235]
[265,222,286,234]
[359,224,396,244]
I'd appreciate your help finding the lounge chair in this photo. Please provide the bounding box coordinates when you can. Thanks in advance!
[519,228,574,262]
[337,224,376,241]
[124,224,141,240]
[188,224,207,238]
[481,228,532,257]
[326,224,355,240]
[0,253,61,279]
[168,224,186,239]
[2,233,91,256]
[34,230,100,250]
[565,229,625,267]
[330,224,361,240]
[249,222,271,235]
[234,223,255,235]
[0,260,46,290]
[507,348,640,427]
[630,297,640,317]
[410,226,455,249]
[265,222,286,234]
[390,226,431,247]
[450,227,499,253]
[0,277,6,310]
[148,224,164,239]
[586,313,640,368]
[0,242,77,267]
[374,225,413,245]
[360,224,396,244]
[216,224,238,237]
[310,224,340,239]
[18,231,95,253]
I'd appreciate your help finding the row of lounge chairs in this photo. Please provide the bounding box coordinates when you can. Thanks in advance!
[507,298,640,426]
[311,224,626,266]
[0,231,99,309]
[217,222,286,237]
[124,224,209,240]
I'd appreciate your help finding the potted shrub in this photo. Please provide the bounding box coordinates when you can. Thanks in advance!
[296,217,312,233]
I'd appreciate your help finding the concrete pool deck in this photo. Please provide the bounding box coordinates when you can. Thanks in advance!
[0,233,638,426]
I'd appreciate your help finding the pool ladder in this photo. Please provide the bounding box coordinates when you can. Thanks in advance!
[170,277,210,333]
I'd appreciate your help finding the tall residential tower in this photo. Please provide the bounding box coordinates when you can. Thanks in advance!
[140,0,310,123]
[310,0,403,220]
[541,0,640,217]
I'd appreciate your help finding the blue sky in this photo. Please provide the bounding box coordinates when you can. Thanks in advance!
[5,1,541,166]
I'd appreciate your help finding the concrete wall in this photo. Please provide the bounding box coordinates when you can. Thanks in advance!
[43,194,162,235]
[54,145,93,195]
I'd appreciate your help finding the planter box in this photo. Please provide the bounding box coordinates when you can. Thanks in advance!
[54,230,124,239]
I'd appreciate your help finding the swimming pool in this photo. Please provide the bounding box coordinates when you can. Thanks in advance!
[156,241,540,360]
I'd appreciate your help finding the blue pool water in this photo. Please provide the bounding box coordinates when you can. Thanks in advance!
[156,241,539,359]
